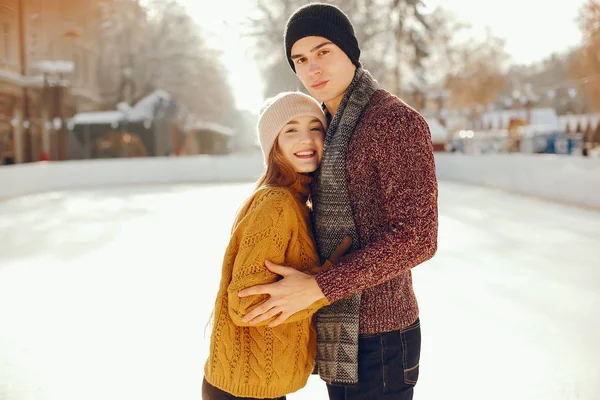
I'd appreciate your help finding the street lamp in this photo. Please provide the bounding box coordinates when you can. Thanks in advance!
[18,0,32,162]
[122,67,134,104]
[34,60,74,160]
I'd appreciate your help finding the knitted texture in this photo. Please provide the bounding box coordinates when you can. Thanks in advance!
[311,69,378,385]
[205,174,329,398]
[314,89,439,334]
[257,91,327,165]
[284,3,361,71]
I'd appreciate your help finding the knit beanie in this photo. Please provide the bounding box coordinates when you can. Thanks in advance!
[284,3,361,72]
[257,91,327,165]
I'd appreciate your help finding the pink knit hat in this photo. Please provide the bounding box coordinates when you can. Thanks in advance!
[257,91,327,165]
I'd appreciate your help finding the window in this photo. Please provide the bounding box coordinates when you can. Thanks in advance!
[1,22,9,61]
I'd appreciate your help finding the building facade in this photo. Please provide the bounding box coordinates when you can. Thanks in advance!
[1,0,102,163]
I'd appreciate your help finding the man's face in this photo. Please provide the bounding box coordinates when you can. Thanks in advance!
[290,36,356,105]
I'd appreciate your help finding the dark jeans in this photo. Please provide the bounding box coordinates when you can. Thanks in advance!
[202,378,286,400]
[326,318,421,400]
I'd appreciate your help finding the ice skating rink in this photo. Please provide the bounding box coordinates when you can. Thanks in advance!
[1,181,599,400]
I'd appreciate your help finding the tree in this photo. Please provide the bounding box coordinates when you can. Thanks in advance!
[503,51,583,115]
[421,7,469,85]
[143,0,235,123]
[95,0,235,124]
[416,7,469,114]
[443,30,508,111]
[570,0,600,112]
[387,0,431,100]
[245,0,431,99]
[243,0,305,97]
[95,0,149,106]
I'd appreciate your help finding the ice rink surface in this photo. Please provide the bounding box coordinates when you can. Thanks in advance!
[1,181,599,400]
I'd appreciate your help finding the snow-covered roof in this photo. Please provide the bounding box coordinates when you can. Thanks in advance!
[71,111,126,126]
[558,114,600,132]
[33,60,74,74]
[481,108,560,130]
[0,70,67,88]
[425,117,448,143]
[127,90,172,122]
[190,121,235,136]
[71,90,173,126]
[0,70,26,86]
[116,102,134,114]
[0,70,47,87]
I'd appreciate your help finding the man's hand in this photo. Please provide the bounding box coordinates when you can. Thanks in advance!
[238,236,352,328]
[238,262,325,327]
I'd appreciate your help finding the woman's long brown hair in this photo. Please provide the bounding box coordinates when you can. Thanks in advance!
[233,139,298,228]
[205,139,305,335]
[205,139,300,335]
[255,139,297,190]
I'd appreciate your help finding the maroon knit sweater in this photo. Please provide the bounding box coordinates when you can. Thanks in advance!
[314,89,438,334]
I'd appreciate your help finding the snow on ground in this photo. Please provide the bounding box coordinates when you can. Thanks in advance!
[1,182,599,400]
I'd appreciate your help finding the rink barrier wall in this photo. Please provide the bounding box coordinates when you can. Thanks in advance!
[1,153,599,209]
[0,154,266,199]
[434,153,600,209]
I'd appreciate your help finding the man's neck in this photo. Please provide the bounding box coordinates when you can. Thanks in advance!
[324,92,346,118]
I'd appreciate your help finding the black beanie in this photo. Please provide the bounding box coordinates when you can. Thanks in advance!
[284,3,361,72]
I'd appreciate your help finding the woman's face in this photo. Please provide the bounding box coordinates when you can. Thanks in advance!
[276,115,325,173]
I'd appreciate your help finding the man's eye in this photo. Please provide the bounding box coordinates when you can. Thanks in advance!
[296,58,306,64]
[286,129,297,133]
[318,50,329,56]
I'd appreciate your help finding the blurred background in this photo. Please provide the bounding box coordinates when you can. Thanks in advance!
[1,1,599,400]
[1,0,600,162]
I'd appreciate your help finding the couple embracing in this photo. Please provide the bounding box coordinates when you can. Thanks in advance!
[203,3,438,399]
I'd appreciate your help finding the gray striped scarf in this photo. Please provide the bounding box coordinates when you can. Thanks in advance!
[311,69,379,385]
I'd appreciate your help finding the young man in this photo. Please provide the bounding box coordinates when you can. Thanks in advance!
[239,3,438,399]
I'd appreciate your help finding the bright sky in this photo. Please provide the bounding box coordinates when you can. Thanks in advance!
[178,0,587,113]
[177,0,264,113]
[424,0,586,64]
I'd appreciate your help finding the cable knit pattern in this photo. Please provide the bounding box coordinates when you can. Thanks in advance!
[314,89,439,334]
[205,174,329,399]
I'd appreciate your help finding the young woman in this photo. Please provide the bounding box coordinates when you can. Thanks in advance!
[202,92,349,399]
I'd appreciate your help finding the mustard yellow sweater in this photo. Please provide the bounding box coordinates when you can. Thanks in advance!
[204,174,329,398]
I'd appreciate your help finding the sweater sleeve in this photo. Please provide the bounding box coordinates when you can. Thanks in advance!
[314,110,439,303]
[227,190,329,327]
